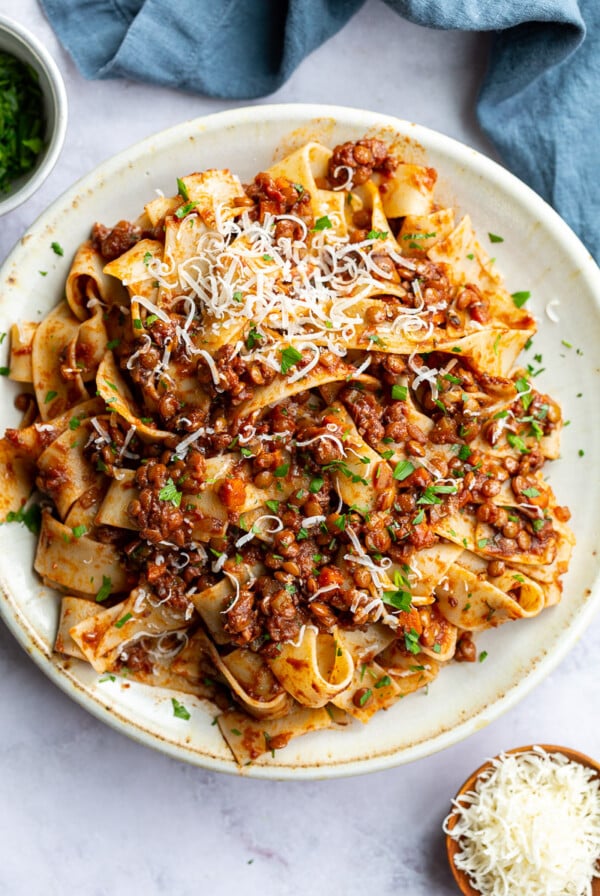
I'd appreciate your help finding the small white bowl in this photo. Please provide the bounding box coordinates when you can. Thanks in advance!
[0,15,67,215]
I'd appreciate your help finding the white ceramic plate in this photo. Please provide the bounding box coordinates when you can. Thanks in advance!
[0,105,598,779]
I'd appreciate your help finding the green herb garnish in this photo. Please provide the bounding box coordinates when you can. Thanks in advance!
[312,216,332,231]
[175,201,197,219]
[280,345,303,375]
[4,503,41,535]
[115,612,132,629]
[158,478,182,507]
[404,628,420,654]
[95,575,112,603]
[391,384,408,401]
[309,476,324,493]
[393,460,414,481]
[511,291,530,308]
[246,325,262,349]
[0,52,45,194]
[171,697,191,720]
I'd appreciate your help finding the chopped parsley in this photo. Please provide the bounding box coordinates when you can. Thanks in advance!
[4,503,41,535]
[246,326,262,349]
[506,432,529,453]
[95,575,112,603]
[44,390,58,403]
[0,52,47,194]
[274,462,290,478]
[175,200,197,219]
[488,233,504,243]
[280,345,303,375]
[71,525,87,538]
[358,688,372,706]
[367,229,388,240]
[158,478,182,507]
[511,291,531,308]
[114,612,132,629]
[171,697,191,720]
[51,241,64,256]
[176,177,189,200]
[382,587,412,612]
[309,476,324,493]
[312,215,332,231]
[404,628,421,654]
[515,376,533,410]
[322,459,367,486]
[403,231,436,241]
[391,384,408,401]
[393,460,414,481]
[375,675,391,689]
[479,651,488,662]
[265,499,279,513]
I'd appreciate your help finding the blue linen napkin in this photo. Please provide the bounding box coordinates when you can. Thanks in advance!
[40,0,599,260]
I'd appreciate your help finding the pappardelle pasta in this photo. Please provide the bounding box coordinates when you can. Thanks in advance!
[1,137,573,763]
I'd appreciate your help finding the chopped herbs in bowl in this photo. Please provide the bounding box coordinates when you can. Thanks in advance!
[0,14,67,214]
[0,51,45,194]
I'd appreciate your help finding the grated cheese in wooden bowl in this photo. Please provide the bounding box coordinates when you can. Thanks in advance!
[444,746,600,896]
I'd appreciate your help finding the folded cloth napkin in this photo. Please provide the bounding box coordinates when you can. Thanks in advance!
[40,0,599,259]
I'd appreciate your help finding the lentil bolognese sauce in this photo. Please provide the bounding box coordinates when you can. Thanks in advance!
[0,137,573,763]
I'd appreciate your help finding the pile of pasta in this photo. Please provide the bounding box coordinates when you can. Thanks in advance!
[0,137,573,763]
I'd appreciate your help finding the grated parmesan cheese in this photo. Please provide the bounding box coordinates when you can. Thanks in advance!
[161,203,435,380]
[444,746,600,896]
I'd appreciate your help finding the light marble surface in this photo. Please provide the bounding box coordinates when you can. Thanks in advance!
[0,3,598,895]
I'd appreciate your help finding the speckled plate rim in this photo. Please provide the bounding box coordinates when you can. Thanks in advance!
[0,103,599,779]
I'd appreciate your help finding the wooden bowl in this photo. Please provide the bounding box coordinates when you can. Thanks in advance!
[445,744,600,896]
